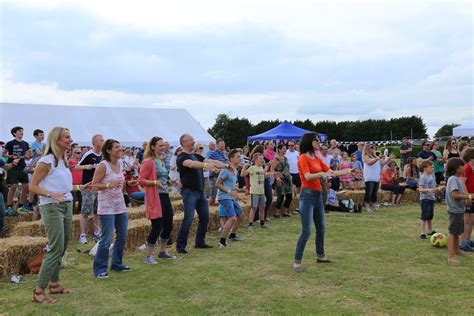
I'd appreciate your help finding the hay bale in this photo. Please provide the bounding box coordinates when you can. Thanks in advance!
[125,218,151,251]
[169,193,182,201]
[127,206,146,221]
[3,212,36,237]
[171,200,184,214]
[0,236,48,278]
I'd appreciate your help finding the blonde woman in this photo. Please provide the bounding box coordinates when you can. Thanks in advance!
[30,127,90,304]
[362,144,391,211]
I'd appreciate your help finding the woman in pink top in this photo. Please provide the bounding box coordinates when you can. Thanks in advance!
[92,139,129,279]
[339,152,354,190]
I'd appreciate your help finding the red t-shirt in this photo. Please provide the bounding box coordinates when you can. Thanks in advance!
[125,173,140,195]
[68,159,83,185]
[464,163,474,193]
[298,154,329,191]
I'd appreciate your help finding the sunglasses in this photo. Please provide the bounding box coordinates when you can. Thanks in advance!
[74,152,82,154]
[199,147,204,149]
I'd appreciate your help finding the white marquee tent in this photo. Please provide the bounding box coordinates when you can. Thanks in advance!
[453,119,474,137]
[0,103,215,148]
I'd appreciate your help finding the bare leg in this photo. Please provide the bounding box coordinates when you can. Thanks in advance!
[20,183,29,204]
[80,215,88,235]
[7,183,17,206]
[448,234,459,263]
[93,214,101,235]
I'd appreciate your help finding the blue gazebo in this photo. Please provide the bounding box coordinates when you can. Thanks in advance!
[247,120,327,143]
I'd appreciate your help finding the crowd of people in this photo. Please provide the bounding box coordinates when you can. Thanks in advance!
[0,126,473,303]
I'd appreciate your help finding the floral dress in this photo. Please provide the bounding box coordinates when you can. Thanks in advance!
[275,156,292,195]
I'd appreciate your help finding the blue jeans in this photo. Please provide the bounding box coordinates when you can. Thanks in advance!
[93,212,128,275]
[177,188,210,249]
[129,192,145,201]
[0,194,4,236]
[294,188,326,263]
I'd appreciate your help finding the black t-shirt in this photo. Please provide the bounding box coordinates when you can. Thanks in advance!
[400,143,412,160]
[79,150,103,184]
[177,152,204,191]
[5,139,29,170]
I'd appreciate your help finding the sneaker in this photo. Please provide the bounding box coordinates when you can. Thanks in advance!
[96,272,109,279]
[19,204,31,212]
[247,225,254,233]
[292,265,304,273]
[145,256,158,265]
[218,227,223,233]
[176,248,188,254]
[260,223,270,229]
[420,234,427,240]
[229,236,242,242]
[5,207,17,216]
[469,240,474,248]
[158,252,177,260]
[79,234,88,244]
[265,218,271,222]
[460,243,474,252]
[111,265,131,272]
[218,242,229,249]
[427,230,436,236]
[92,232,101,242]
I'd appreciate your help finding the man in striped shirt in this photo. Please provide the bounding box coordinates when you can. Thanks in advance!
[208,139,228,206]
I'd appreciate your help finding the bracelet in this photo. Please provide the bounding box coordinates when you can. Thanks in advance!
[203,163,208,169]
[470,194,472,200]
[106,183,110,189]
[228,189,232,194]
[154,180,157,186]
[76,185,81,191]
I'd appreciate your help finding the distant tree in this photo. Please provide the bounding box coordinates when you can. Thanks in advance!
[207,114,253,148]
[434,124,461,138]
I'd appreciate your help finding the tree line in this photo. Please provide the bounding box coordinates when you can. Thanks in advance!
[207,114,429,149]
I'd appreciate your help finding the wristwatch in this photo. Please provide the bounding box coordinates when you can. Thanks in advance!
[46,192,51,198]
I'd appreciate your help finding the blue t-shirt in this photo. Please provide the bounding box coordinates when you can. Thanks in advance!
[154,159,169,194]
[351,160,363,171]
[31,141,44,158]
[418,173,436,200]
[330,158,340,171]
[217,168,237,200]
[355,150,363,163]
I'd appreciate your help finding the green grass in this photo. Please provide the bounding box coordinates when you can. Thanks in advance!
[1,205,474,315]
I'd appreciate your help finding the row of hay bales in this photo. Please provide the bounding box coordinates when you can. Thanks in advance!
[335,188,444,205]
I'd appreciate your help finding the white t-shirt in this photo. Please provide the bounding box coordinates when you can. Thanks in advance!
[38,154,73,205]
[363,157,382,182]
[285,150,299,174]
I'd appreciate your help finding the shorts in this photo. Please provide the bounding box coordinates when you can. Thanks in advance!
[6,169,29,184]
[218,199,243,218]
[420,199,435,221]
[81,191,98,216]
[250,194,266,209]
[466,205,474,214]
[291,173,301,188]
[448,213,464,236]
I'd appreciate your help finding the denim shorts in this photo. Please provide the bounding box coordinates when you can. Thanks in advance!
[218,199,242,218]
[420,199,435,221]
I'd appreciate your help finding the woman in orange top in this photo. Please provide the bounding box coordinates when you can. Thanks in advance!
[138,136,177,265]
[380,161,405,205]
[293,133,352,273]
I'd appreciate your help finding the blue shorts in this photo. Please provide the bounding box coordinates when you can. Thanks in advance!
[420,199,435,221]
[218,199,243,218]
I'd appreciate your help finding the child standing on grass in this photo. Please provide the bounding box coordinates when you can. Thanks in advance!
[445,157,473,264]
[418,161,437,239]
[241,153,268,231]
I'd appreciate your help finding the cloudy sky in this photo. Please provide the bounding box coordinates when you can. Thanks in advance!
[0,0,472,137]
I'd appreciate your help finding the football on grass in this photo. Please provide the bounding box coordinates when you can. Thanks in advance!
[430,232,447,248]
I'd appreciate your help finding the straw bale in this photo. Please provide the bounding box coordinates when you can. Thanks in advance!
[125,218,151,251]
[169,192,182,201]
[0,236,48,278]
[127,206,146,221]
[3,212,35,236]
[172,200,184,214]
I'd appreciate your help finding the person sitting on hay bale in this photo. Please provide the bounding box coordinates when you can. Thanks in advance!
[0,157,19,237]
[324,179,360,213]
[381,161,406,206]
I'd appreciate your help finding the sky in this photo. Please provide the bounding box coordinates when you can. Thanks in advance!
[0,0,472,138]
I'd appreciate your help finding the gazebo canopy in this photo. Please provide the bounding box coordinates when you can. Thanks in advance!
[247,120,327,143]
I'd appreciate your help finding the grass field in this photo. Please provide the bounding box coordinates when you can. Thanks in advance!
[1,204,473,315]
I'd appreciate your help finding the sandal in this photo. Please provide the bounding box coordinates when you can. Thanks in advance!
[49,284,73,295]
[32,289,57,304]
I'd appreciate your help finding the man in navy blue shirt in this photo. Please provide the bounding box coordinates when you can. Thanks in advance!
[417,141,437,172]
